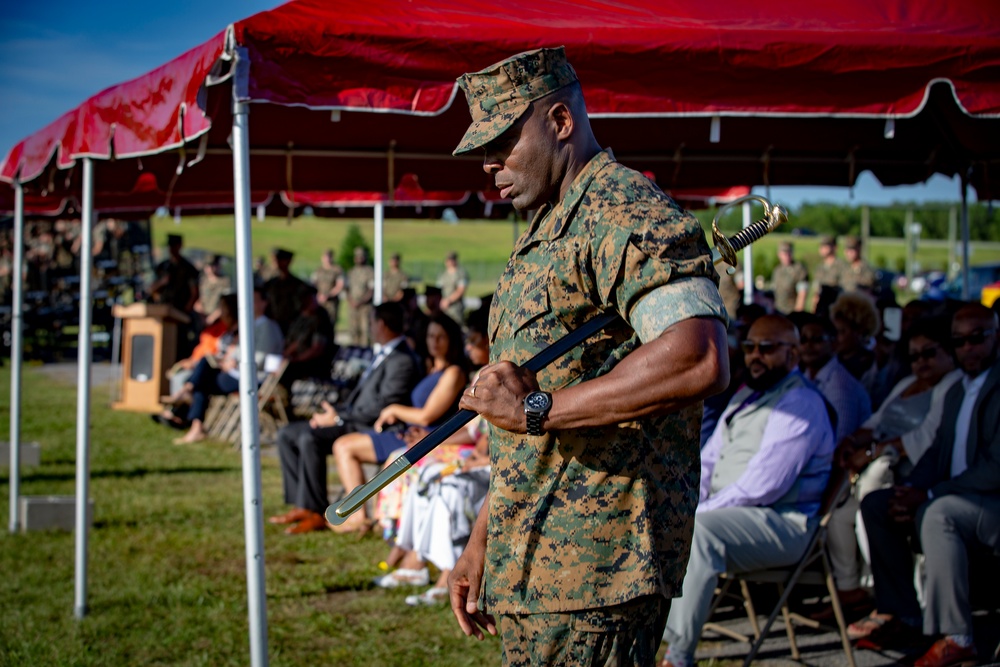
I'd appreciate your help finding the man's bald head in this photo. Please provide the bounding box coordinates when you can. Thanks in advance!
[747,314,800,346]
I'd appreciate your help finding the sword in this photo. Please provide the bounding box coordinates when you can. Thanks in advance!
[326,195,786,525]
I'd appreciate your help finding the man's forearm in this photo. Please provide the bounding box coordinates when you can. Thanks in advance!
[546,317,728,430]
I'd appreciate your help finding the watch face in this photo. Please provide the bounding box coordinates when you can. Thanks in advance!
[525,392,551,412]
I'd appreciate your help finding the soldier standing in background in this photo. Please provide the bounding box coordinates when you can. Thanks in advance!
[263,248,307,334]
[382,252,409,303]
[312,248,345,331]
[195,255,231,326]
[770,241,809,314]
[150,234,199,316]
[811,235,845,317]
[438,250,469,325]
[840,235,878,295]
[346,246,375,346]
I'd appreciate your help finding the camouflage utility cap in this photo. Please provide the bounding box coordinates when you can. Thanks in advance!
[453,47,578,155]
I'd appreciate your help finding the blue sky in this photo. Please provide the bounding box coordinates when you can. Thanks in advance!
[0,1,973,208]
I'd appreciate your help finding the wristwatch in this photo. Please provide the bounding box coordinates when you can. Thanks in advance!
[523,391,552,436]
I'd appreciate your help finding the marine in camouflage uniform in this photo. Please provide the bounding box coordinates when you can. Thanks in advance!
[450,48,729,666]
[438,251,469,325]
[312,250,345,328]
[811,235,845,316]
[840,236,877,294]
[381,252,409,303]
[770,242,809,314]
[346,247,375,346]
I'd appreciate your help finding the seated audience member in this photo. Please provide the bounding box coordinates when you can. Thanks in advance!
[401,287,430,361]
[280,286,335,388]
[799,313,872,442]
[170,291,285,444]
[371,307,492,597]
[268,302,422,534]
[378,420,490,604]
[855,304,1000,666]
[329,313,467,535]
[251,285,285,368]
[869,300,935,409]
[155,294,237,429]
[423,285,443,318]
[700,303,764,447]
[660,315,835,667]
[830,291,881,392]
[820,317,960,617]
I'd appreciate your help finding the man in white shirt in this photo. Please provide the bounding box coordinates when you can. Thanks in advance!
[857,304,1000,666]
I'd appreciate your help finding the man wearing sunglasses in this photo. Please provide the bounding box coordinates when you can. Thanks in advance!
[859,304,1000,666]
[661,315,835,667]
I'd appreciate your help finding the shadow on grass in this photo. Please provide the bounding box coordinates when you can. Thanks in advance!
[16,465,238,483]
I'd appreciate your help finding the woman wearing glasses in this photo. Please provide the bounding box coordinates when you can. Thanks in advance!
[822,317,961,626]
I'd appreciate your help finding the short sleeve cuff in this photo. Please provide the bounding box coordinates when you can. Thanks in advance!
[629,277,729,343]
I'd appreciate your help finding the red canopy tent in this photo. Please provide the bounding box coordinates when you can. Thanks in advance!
[3,2,999,665]
[3,0,999,203]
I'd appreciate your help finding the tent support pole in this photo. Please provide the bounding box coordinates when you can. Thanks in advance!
[232,90,270,667]
[74,157,95,619]
[9,181,25,533]
[960,171,970,301]
[742,200,754,305]
[374,202,384,304]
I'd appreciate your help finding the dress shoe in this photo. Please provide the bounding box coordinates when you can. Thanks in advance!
[856,617,926,651]
[284,511,327,534]
[268,508,311,525]
[913,637,978,667]
[811,588,874,623]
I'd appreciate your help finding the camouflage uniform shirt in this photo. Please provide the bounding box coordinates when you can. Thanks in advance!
[841,260,877,293]
[771,261,809,314]
[485,149,726,614]
[381,267,409,302]
[812,258,845,292]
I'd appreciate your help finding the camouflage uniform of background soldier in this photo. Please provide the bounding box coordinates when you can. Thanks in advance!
[811,235,845,317]
[450,47,729,666]
[382,252,409,303]
[346,247,375,346]
[770,241,809,314]
[840,235,877,294]
[311,249,345,330]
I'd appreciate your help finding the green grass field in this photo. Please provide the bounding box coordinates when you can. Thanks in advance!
[0,366,501,666]
[152,213,1000,302]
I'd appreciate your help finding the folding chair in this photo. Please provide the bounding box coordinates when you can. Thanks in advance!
[251,357,289,446]
[702,476,856,667]
[224,356,290,447]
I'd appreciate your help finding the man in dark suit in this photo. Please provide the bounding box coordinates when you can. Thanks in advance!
[269,301,422,534]
[857,303,1000,667]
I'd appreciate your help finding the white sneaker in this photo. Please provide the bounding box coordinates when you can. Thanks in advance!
[373,568,429,589]
[405,586,449,606]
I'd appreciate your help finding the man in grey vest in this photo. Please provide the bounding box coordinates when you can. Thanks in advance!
[856,304,1000,667]
[661,315,835,667]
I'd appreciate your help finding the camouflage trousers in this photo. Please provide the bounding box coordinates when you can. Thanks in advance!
[499,595,671,667]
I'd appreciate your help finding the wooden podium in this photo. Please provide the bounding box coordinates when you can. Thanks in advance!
[112,303,190,413]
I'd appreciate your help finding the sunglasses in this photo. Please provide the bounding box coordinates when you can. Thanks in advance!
[951,328,996,349]
[741,340,791,355]
[908,346,940,363]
